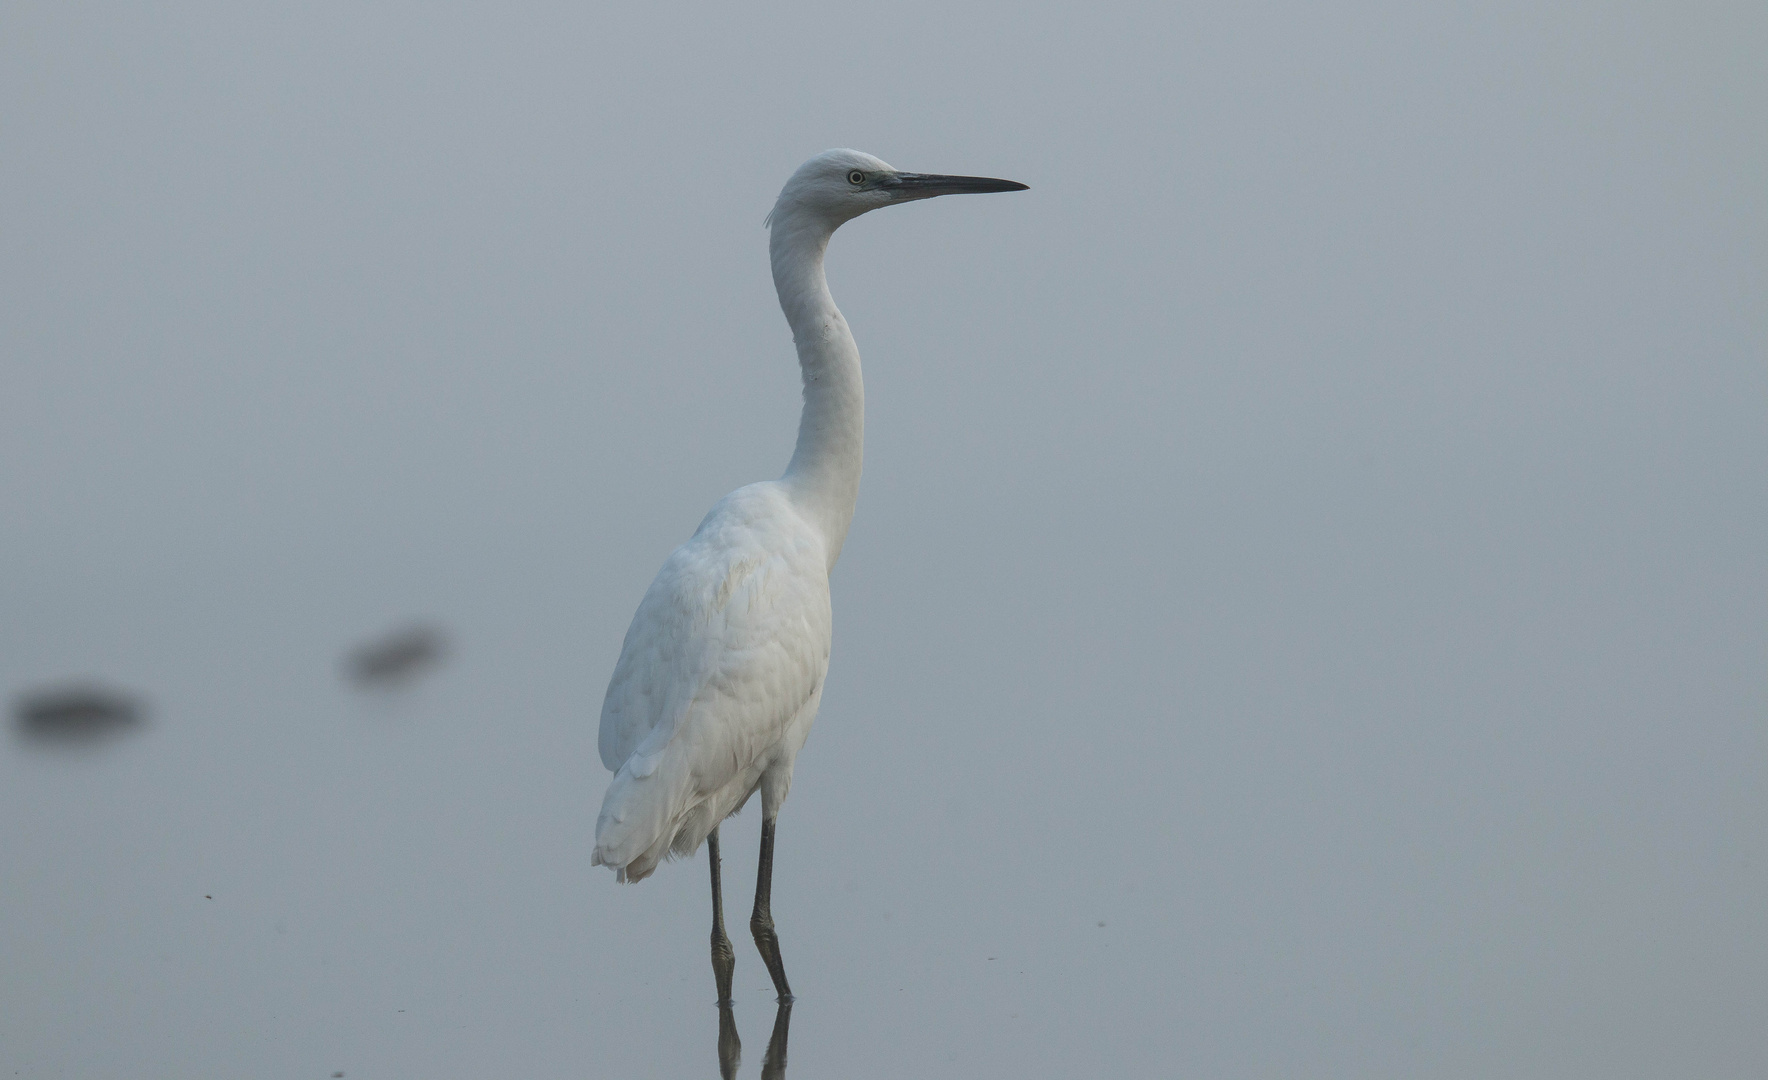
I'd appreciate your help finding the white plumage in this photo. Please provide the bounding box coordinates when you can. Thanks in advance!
[593,482,831,882]
[588,148,1024,999]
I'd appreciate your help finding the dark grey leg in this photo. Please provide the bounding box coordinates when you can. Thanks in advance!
[750,815,793,1001]
[760,998,793,1079]
[708,827,736,1006]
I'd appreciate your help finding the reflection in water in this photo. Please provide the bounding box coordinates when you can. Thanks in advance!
[344,623,448,687]
[761,999,791,1079]
[714,998,792,1079]
[12,683,145,746]
[717,1001,741,1079]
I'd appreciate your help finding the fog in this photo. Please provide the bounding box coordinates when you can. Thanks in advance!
[3,2,1763,1076]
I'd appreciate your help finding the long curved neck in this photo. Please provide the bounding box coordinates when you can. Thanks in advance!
[771,213,863,568]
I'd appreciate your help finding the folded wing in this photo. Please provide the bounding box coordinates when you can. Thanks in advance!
[593,485,831,881]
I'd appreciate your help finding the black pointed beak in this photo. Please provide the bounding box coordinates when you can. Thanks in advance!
[884,173,1029,200]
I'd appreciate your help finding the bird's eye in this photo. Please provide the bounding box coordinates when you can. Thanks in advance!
[847,170,865,185]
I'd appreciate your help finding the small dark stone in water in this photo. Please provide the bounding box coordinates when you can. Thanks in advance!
[345,624,448,686]
[14,683,145,744]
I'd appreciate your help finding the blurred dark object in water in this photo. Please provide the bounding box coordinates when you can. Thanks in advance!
[14,683,146,744]
[346,623,449,687]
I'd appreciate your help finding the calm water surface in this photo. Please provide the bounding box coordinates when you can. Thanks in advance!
[4,1,1764,1075]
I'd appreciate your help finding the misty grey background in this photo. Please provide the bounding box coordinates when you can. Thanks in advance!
[3,1,1763,1076]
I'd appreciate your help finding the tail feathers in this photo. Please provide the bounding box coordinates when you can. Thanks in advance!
[593,742,698,883]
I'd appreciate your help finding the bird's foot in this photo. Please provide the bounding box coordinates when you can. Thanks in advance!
[750,913,792,1001]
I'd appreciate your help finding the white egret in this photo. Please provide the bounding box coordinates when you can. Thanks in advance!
[592,149,1026,1001]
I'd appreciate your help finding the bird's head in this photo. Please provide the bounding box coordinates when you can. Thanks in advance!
[768,149,1027,232]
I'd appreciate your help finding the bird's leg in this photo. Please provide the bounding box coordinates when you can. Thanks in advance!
[708,827,736,1006]
[760,997,793,1080]
[750,815,793,1001]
